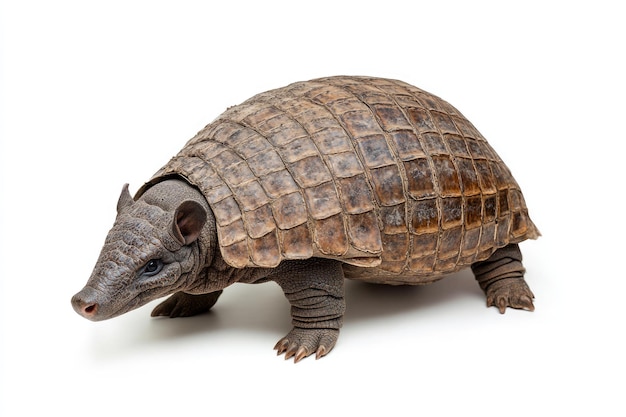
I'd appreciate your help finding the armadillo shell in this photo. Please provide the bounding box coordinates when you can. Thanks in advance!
[138,76,539,279]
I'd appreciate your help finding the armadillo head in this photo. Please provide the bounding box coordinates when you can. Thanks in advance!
[71,182,208,321]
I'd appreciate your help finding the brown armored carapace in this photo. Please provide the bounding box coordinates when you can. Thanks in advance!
[72,76,539,362]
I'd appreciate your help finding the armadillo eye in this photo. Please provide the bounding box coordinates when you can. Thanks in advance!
[143,259,163,276]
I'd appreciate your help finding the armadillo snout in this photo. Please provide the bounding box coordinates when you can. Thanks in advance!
[71,287,101,320]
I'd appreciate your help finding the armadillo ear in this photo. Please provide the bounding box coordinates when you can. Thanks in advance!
[116,183,134,213]
[172,201,207,245]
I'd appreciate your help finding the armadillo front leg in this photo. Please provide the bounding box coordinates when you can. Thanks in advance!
[471,243,535,313]
[271,259,346,363]
[151,291,223,318]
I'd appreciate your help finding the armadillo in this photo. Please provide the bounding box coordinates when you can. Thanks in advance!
[72,76,540,362]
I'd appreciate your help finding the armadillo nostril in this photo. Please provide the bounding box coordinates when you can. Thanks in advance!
[72,288,101,319]
[84,304,97,315]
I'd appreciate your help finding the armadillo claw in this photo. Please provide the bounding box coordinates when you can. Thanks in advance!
[294,347,309,363]
[315,345,328,360]
[284,343,299,361]
[274,328,339,363]
[273,339,289,355]
[486,279,535,314]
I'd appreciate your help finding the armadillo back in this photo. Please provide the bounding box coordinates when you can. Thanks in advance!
[139,76,539,283]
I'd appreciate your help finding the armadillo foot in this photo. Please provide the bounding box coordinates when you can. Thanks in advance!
[273,328,339,363]
[151,290,223,318]
[485,278,535,314]
[472,244,535,314]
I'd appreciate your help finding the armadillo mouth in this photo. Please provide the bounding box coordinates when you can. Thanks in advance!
[73,285,174,321]
[110,287,173,319]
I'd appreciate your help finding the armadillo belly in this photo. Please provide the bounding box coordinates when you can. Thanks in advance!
[139,76,539,284]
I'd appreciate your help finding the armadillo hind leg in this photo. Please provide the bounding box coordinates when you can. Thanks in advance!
[471,244,535,314]
[271,258,346,363]
[151,290,223,318]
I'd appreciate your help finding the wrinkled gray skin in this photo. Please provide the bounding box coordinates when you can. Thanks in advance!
[72,178,532,362]
[72,179,345,362]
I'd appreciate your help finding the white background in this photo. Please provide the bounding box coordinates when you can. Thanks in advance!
[1,1,624,415]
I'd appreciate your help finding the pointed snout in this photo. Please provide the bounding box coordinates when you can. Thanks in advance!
[71,287,103,321]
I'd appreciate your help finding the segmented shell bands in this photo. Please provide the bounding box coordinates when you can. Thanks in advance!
[139,76,539,281]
